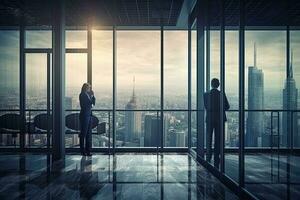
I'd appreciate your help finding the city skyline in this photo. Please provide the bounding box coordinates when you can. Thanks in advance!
[0,30,300,148]
[1,30,300,93]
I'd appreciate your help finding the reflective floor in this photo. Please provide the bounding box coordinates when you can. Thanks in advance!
[0,153,238,200]
[224,153,300,200]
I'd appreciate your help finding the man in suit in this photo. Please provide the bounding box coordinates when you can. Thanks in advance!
[79,83,96,156]
[204,78,230,168]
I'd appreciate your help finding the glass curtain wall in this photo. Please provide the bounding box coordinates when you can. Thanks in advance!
[0,28,192,150]
[188,0,300,199]
[0,30,20,147]
[191,21,198,153]
[92,30,113,148]
[65,30,87,148]
[164,30,188,148]
[290,29,300,199]
[116,30,161,148]
[223,0,240,183]
[224,30,239,182]
[25,30,52,149]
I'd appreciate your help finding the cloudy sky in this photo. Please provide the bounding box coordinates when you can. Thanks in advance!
[0,29,300,100]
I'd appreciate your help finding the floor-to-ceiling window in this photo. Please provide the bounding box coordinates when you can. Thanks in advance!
[244,30,286,197]
[92,29,113,148]
[25,30,52,149]
[187,1,300,199]
[116,30,161,148]
[224,30,239,182]
[191,21,197,152]
[205,30,221,166]
[164,30,188,148]
[290,30,300,148]
[65,30,88,148]
[290,28,300,200]
[0,30,20,147]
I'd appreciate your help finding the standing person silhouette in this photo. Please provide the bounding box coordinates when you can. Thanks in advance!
[204,78,230,168]
[79,83,95,156]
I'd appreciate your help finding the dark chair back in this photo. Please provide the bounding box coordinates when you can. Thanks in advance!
[0,113,21,131]
[65,113,99,131]
[34,113,52,131]
[97,122,106,134]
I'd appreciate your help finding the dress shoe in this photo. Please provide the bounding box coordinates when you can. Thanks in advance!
[86,152,92,156]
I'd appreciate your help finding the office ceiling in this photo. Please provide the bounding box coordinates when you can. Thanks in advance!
[0,0,184,27]
[0,0,299,28]
[209,0,300,27]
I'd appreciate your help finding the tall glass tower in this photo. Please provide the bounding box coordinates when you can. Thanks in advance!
[125,77,142,144]
[144,114,161,147]
[246,43,265,147]
[282,50,298,147]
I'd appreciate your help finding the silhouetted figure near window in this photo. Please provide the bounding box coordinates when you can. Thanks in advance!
[79,83,95,156]
[204,78,230,168]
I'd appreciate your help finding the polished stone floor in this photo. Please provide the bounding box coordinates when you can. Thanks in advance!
[224,153,300,200]
[0,153,238,200]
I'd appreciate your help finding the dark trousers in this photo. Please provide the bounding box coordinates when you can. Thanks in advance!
[206,121,221,168]
[80,115,92,153]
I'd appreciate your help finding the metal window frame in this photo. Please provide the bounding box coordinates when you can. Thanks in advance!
[239,0,245,188]
[220,0,225,173]
[188,16,192,151]
[52,0,66,161]
[9,21,192,153]
[196,0,206,159]
[160,25,164,150]
[187,0,254,199]
[20,25,26,151]
[112,26,116,153]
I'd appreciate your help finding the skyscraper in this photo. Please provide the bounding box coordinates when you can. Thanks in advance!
[65,96,73,109]
[163,113,170,146]
[144,114,161,147]
[124,77,142,143]
[282,50,298,147]
[175,131,186,147]
[246,43,265,147]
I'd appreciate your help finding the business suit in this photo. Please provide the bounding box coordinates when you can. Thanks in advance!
[79,92,95,154]
[204,88,230,168]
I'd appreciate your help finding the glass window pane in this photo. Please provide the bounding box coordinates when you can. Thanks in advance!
[164,111,188,147]
[65,53,87,148]
[116,111,160,147]
[92,30,113,109]
[25,53,48,147]
[204,30,220,166]
[164,31,188,109]
[92,30,113,148]
[191,27,197,110]
[65,53,87,110]
[245,31,286,148]
[66,30,87,48]
[26,54,47,110]
[291,31,300,148]
[116,30,160,148]
[191,22,197,151]
[26,30,52,48]
[116,31,160,110]
[224,30,239,182]
[210,30,220,80]
[0,31,19,110]
[117,31,160,109]
[244,30,286,198]
[0,31,20,147]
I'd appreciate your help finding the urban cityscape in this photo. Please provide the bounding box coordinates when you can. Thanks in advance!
[0,49,299,149]
[0,30,299,149]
